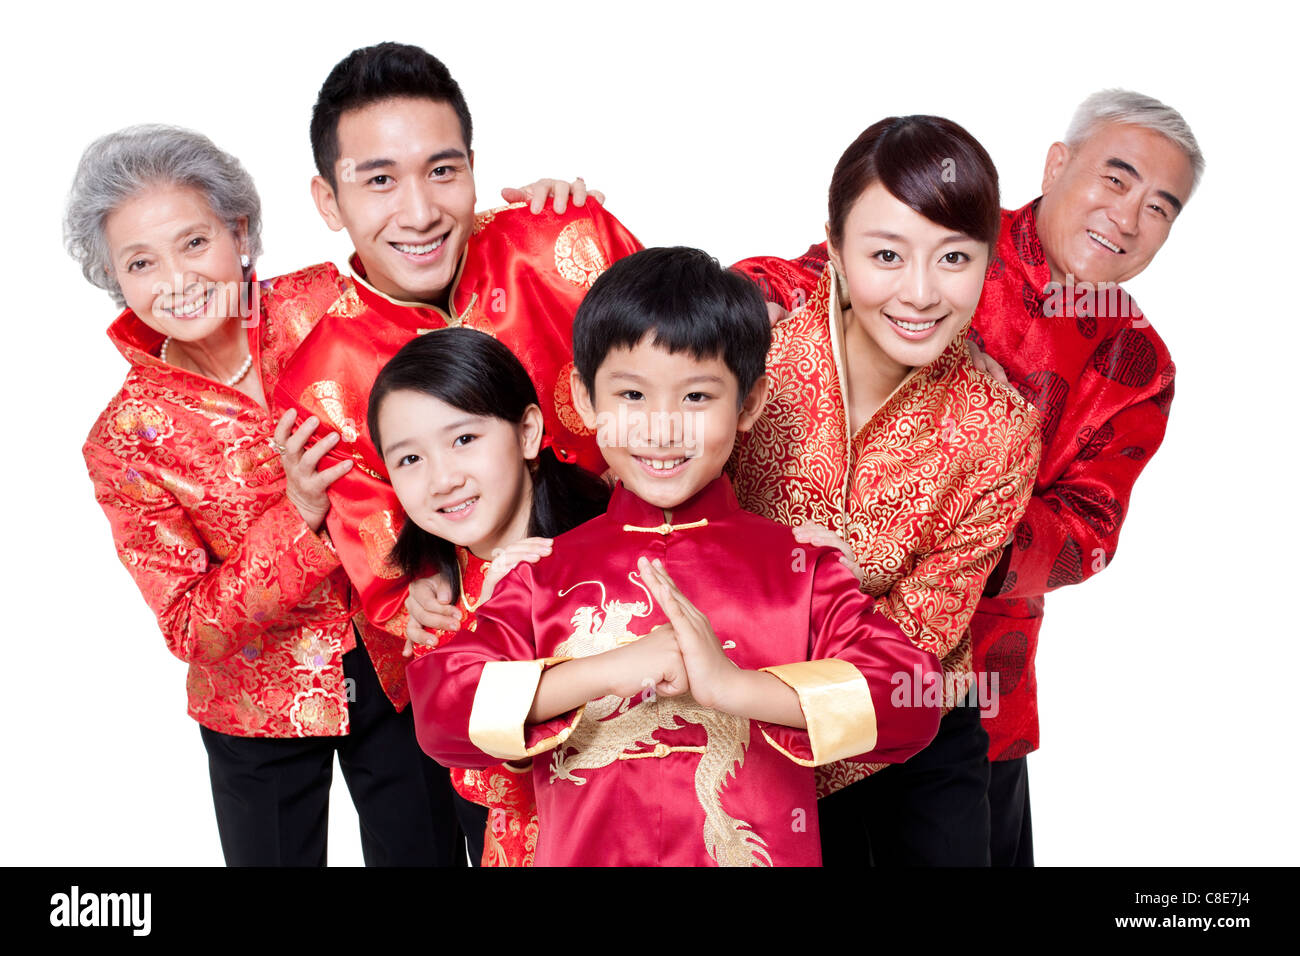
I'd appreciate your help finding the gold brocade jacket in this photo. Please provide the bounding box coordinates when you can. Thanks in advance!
[82,266,408,738]
[729,266,1042,793]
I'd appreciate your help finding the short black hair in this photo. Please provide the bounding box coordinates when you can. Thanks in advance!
[572,246,771,405]
[310,42,473,191]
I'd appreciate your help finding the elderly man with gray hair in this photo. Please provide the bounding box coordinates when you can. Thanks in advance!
[732,88,1203,866]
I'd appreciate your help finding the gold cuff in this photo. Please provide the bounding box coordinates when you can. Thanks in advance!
[759,659,877,766]
[468,658,583,760]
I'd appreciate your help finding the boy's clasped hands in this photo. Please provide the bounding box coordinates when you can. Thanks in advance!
[600,556,740,709]
[405,540,807,729]
[403,546,744,708]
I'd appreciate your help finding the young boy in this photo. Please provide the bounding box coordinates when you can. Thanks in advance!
[408,247,942,866]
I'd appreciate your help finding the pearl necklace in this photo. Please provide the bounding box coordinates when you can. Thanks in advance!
[160,337,254,388]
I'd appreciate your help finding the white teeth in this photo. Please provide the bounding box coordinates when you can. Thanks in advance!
[440,497,476,513]
[890,317,939,332]
[167,291,210,317]
[1088,230,1122,253]
[642,457,685,471]
[394,237,445,254]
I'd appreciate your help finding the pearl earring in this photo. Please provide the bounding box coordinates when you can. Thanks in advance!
[240,254,250,269]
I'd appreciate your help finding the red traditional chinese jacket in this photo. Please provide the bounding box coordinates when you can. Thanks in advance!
[83,266,411,737]
[727,265,1041,795]
[273,201,642,637]
[410,476,942,867]
[731,199,1175,759]
[413,549,538,867]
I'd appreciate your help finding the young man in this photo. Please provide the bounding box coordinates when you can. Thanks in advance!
[409,247,942,866]
[732,89,1202,865]
[274,42,642,639]
[266,42,641,866]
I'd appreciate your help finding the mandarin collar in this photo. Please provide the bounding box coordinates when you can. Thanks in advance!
[822,263,969,422]
[106,307,166,368]
[347,251,474,326]
[104,274,263,380]
[606,474,740,532]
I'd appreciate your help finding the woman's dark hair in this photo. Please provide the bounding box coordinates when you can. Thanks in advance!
[311,42,473,191]
[367,328,610,602]
[828,115,1001,250]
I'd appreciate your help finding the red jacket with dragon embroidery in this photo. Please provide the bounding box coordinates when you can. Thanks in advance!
[410,476,942,866]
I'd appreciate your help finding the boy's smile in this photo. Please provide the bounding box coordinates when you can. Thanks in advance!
[572,334,767,513]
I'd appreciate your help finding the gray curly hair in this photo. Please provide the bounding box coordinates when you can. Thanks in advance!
[64,124,263,307]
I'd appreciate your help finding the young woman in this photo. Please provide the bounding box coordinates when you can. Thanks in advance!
[729,115,1043,865]
[367,327,611,866]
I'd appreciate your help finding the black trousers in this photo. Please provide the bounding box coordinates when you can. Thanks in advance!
[200,643,487,866]
[818,703,991,866]
[988,756,1034,866]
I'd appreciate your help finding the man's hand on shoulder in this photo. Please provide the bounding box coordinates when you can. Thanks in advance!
[967,340,1009,385]
[501,177,605,215]
[404,572,461,657]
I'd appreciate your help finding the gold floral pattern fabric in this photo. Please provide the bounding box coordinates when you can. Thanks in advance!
[82,265,409,738]
[729,266,1042,794]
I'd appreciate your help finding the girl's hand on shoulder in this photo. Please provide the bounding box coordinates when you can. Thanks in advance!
[482,538,553,603]
[274,409,352,533]
[791,521,866,588]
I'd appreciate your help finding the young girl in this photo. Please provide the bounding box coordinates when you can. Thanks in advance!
[367,327,611,866]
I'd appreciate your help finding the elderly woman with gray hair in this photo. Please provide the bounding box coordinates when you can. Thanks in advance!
[69,125,466,866]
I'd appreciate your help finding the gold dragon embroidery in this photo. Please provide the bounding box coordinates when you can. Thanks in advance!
[547,572,771,867]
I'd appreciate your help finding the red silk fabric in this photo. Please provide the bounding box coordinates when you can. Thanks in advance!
[272,202,642,636]
[410,476,942,866]
[83,265,411,737]
[728,264,1041,794]
[411,550,539,867]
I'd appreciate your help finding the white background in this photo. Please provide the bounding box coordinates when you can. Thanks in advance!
[2,0,1294,866]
